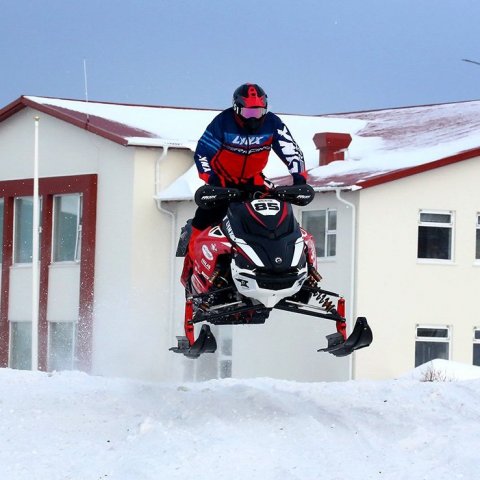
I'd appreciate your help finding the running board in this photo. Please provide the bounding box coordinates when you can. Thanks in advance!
[318,317,373,357]
[170,324,217,359]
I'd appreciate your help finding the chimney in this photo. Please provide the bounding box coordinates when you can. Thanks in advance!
[313,132,352,166]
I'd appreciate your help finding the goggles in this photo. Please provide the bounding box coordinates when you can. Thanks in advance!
[240,107,267,119]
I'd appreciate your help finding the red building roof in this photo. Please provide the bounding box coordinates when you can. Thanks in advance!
[2,96,480,193]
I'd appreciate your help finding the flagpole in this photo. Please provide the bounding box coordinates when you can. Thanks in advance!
[31,116,40,370]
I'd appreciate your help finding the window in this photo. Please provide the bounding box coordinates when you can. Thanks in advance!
[9,322,32,370]
[0,198,4,263]
[476,214,480,261]
[48,322,77,371]
[52,194,82,262]
[415,326,450,367]
[473,329,480,367]
[302,209,337,258]
[417,210,453,260]
[13,196,42,264]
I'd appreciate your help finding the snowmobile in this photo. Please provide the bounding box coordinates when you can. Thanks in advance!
[171,184,372,359]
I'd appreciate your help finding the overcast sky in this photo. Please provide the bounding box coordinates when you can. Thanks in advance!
[2,0,480,115]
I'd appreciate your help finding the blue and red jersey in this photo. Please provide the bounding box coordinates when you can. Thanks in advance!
[194,108,306,186]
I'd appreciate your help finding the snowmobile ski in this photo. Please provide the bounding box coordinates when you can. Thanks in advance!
[318,317,373,357]
[169,324,217,359]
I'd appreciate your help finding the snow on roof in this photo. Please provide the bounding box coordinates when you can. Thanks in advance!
[22,95,215,150]
[3,95,480,199]
[308,100,480,190]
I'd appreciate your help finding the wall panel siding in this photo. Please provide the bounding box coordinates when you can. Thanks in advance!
[355,156,480,379]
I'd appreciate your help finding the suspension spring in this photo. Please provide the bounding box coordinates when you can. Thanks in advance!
[314,291,335,312]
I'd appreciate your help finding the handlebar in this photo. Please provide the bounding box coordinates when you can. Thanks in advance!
[194,184,315,209]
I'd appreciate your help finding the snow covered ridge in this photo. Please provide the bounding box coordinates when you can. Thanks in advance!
[404,358,480,381]
[1,361,480,480]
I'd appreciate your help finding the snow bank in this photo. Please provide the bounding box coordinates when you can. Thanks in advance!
[402,358,480,381]
[1,366,479,480]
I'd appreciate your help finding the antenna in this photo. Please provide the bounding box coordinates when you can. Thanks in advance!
[462,58,480,66]
[83,58,90,124]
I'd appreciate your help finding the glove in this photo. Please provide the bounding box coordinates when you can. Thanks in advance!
[291,173,307,185]
[207,172,222,186]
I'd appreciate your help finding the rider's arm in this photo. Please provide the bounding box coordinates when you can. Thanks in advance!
[194,114,224,183]
[271,115,307,184]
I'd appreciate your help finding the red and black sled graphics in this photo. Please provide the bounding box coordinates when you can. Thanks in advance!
[171,185,372,359]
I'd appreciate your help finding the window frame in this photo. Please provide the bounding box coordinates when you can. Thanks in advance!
[51,193,83,264]
[47,321,77,371]
[302,208,337,260]
[12,196,43,265]
[473,328,480,367]
[9,321,32,370]
[415,324,451,367]
[417,209,454,263]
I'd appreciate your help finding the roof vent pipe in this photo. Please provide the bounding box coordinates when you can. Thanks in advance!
[313,132,352,166]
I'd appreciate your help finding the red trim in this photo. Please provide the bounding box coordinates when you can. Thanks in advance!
[357,147,480,190]
[274,146,480,190]
[76,175,97,371]
[0,96,223,147]
[336,297,347,340]
[246,203,267,227]
[0,197,14,366]
[0,174,97,371]
[199,172,210,183]
[184,300,194,346]
[277,202,289,227]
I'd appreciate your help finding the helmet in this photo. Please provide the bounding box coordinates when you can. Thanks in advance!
[233,83,268,130]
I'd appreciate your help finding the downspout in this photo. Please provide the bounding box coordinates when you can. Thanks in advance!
[154,146,177,363]
[335,188,356,380]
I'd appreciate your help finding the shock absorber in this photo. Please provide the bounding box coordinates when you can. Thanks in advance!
[314,291,335,312]
[336,297,347,340]
[307,266,323,286]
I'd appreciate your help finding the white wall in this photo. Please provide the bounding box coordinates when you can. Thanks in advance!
[47,264,80,321]
[0,108,103,179]
[355,158,480,379]
[91,147,194,381]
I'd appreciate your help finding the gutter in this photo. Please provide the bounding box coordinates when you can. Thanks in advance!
[153,145,177,367]
[313,184,361,193]
[334,188,357,380]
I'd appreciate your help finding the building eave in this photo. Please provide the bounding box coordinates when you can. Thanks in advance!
[356,146,480,189]
[0,96,148,147]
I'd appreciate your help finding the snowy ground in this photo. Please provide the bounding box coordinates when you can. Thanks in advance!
[1,360,479,480]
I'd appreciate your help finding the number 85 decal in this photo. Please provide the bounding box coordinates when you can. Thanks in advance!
[251,199,281,216]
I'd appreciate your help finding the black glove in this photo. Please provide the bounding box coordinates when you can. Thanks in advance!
[207,172,222,186]
[291,173,307,185]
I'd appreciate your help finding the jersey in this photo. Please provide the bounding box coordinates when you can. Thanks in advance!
[194,108,306,185]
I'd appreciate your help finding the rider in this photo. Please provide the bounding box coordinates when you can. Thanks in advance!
[186,83,308,258]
